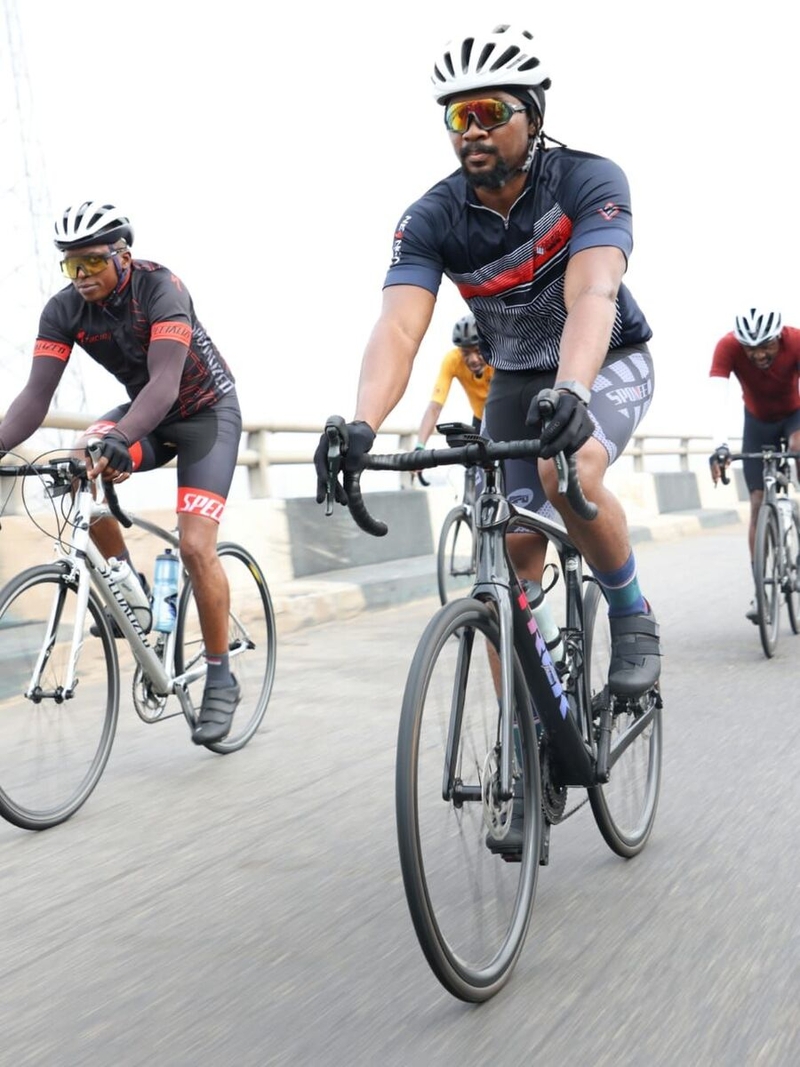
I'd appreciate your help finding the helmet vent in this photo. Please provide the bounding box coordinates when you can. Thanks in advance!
[491,47,520,72]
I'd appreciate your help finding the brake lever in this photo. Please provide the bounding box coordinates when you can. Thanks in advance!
[324,415,348,516]
[553,451,569,495]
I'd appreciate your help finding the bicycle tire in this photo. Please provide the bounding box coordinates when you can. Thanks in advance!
[0,563,119,830]
[395,597,542,1002]
[783,508,800,635]
[174,542,276,753]
[436,507,477,605]
[583,580,662,857]
[754,503,781,658]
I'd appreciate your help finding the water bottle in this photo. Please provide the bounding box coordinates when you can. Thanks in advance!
[521,578,566,668]
[152,548,180,633]
[108,557,151,631]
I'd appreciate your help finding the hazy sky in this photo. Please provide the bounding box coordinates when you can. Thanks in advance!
[5,0,798,442]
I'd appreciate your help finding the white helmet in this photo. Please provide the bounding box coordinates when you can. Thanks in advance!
[733,308,782,347]
[431,25,551,117]
[54,201,134,251]
[452,313,480,348]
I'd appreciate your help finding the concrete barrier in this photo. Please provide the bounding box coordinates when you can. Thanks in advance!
[0,468,750,636]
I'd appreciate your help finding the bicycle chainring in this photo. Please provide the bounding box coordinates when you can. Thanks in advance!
[132,665,168,722]
[540,739,568,823]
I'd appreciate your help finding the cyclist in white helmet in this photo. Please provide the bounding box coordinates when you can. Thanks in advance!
[315,23,661,703]
[708,307,800,621]
[413,313,493,451]
[0,200,244,744]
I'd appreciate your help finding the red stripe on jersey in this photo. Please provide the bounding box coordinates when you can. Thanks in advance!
[457,216,573,299]
[177,486,226,524]
[34,339,71,361]
[151,321,192,344]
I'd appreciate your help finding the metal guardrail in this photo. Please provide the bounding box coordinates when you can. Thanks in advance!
[11,411,736,498]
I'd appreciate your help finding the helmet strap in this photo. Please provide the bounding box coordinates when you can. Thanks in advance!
[108,247,131,299]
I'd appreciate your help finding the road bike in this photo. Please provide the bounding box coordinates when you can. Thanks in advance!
[424,422,484,605]
[413,428,480,605]
[323,405,663,1002]
[721,442,800,658]
[0,450,276,830]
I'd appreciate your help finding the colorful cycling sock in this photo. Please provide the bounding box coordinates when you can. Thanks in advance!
[591,552,648,617]
[205,651,234,688]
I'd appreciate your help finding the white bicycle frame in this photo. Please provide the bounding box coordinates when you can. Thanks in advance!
[30,478,207,720]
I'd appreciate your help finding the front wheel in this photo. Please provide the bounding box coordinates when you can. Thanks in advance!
[754,503,781,658]
[583,580,662,857]
[395,597,542,1002]
[0,563,119,830]
[174,542,276,753]
[436,507,476,605]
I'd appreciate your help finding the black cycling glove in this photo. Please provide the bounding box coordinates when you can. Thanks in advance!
[90,433,133,476]
[528,391,594,459]
[314,420,376,505]
[709,444,731,467]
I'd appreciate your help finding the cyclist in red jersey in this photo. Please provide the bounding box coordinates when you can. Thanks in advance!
[708,307,800,621]
[0,202,243,743]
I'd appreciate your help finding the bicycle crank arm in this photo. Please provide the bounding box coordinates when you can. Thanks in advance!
[596,688,662,781]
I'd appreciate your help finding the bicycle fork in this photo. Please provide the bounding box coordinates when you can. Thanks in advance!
[24,561,90,703]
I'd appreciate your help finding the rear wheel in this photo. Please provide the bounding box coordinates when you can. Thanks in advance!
[174,542,276,753]
[395,597,542,1002]
[436,507,476,604]
[754,503,781,658]
[583,580,662,858]
[782,506,800,635]
[0,564,119,830]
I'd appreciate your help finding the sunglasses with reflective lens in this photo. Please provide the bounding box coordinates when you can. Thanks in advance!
[444,98,528,134]
[60,250,119,280]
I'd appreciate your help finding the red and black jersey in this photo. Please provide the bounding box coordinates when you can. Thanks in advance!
[383,146,652,371]
[35,259,235,418]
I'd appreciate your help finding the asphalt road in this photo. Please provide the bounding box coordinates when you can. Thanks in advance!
[0,523,798,1067]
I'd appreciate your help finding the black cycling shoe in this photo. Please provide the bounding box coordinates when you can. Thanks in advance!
[192,676,241,745]
[608,609,662,697]
[485,795,524,859]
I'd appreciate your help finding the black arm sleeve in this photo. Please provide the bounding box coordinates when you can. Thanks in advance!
[0,357,66,452]
[111,337,187,445]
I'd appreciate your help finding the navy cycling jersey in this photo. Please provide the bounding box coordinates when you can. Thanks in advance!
[384,146,652,371]
[35,259,235,418]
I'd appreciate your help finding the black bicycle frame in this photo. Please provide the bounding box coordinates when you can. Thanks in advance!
[470,479,596,789]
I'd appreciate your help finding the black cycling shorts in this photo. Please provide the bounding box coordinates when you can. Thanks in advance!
[482,344,654,519]
[741,407,800,492]
[82,392,242,523]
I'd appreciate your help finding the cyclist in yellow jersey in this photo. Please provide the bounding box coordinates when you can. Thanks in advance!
[415,314,494,448]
